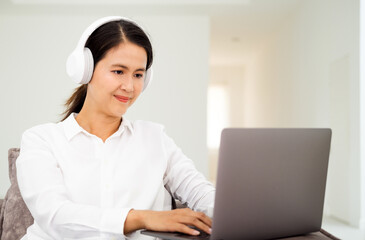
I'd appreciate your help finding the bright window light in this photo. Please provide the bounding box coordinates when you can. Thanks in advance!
[207,84,229,149]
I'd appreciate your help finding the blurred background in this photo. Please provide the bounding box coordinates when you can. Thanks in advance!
[0,0,364,239]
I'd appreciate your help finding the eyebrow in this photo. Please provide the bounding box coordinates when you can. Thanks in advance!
[111,64,146,72]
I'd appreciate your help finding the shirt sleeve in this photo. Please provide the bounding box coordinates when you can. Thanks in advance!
[16,128,132,239]
[162,130,215,218]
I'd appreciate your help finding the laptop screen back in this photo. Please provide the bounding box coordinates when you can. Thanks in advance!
[211,128,331,240]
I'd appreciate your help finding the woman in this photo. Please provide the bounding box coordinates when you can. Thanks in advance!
[16,16,215,240]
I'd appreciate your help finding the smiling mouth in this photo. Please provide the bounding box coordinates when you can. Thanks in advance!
[114,95,130,103]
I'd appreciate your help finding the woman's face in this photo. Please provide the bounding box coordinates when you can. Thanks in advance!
[87,41,147,118]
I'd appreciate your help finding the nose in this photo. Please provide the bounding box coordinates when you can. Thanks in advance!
[121,74,134,92]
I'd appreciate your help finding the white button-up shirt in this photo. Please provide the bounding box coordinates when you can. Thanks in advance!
[16,113,215,240]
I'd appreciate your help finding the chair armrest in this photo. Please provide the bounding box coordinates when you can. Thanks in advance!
[0,198,4,235]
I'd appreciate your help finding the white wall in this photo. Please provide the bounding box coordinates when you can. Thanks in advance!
[360,0,365,230]
[242,0,361,227]
[0,13,210,198]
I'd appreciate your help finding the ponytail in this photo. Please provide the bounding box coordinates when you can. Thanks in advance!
[61,85,87,121]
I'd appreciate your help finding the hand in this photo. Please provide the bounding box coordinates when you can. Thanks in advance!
[124,208,212,236]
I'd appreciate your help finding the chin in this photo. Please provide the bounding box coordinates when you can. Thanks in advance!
[114,111,126,118]
[105,110,124,119]
[115,109,128,117]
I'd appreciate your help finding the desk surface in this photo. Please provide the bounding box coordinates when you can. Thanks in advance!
[142,229,340,240]
[280,229,340,240]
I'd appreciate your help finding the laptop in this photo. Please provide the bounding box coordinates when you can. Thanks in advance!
[142,128,332,240]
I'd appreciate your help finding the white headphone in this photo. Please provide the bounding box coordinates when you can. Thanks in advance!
[66,16,153,91]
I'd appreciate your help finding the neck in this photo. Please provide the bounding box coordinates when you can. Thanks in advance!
[75,106,122,142]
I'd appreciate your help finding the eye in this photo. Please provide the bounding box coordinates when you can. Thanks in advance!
[112,70,123,75]
[135,73,144,79]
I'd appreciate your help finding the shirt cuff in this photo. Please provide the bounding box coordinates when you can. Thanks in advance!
[100,207,132,235]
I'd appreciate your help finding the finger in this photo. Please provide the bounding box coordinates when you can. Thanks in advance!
[173,209,212,234]
[194,211,212,228]
[176,223,201,236]
[190,217,212,235]
[179,215,211,235]
[176,208,211,225]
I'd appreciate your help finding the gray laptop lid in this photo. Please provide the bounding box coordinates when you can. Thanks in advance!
[141,128,331,240]
[212,128,331,240]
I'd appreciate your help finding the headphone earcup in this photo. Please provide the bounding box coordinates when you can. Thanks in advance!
[66,50,84,84]
[143,68,153,92]
[66,48,93,85]
[81,47,94,84]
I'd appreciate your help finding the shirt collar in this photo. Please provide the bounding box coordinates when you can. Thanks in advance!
[62,113,134,141]
[114,116,134,137]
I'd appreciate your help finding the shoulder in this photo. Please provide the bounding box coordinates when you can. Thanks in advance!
[21,122,61,141]
[129,120,166,138]
[131,120,164,131]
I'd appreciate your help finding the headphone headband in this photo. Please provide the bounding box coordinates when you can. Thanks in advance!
[75,16,123,54]
[66,16,153,91]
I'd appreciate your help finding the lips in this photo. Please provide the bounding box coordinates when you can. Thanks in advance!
[114,95,130,103]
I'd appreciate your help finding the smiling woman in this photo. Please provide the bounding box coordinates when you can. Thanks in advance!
[15,16,215,240]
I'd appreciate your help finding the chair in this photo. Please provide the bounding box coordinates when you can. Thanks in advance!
[0,148,33,240]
